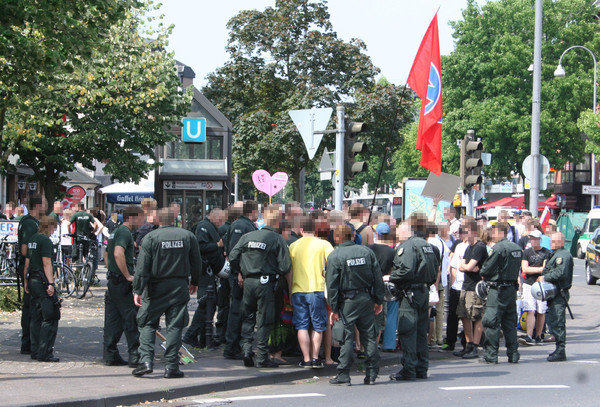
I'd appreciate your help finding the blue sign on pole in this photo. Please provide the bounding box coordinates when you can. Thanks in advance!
[182,118,206,142]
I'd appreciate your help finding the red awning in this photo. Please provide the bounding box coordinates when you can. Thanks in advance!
[477,195,559,210]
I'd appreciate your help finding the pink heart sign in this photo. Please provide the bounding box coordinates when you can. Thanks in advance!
[252,170,289,197]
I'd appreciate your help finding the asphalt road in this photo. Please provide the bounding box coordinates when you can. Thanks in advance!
[135,258,600,407]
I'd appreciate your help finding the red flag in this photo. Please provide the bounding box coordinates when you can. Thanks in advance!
[407,13,443,175]
[540,205,551,232]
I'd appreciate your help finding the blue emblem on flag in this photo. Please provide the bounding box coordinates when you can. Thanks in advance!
[424,62,441,116]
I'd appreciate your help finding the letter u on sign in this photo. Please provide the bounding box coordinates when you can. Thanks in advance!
[182,118,206,142]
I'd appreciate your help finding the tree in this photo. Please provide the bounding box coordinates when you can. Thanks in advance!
[3,3,190,206]
[0,0,139,164]
[202,0,381,199]
[442,0,599,180]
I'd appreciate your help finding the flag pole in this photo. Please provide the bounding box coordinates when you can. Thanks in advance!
[368,85,409,224]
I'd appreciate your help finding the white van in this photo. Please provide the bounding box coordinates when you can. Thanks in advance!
[577,208,600,258]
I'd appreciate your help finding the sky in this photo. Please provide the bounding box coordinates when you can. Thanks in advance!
[155,0,482,88]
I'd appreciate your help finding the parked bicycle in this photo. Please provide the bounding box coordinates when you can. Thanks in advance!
[68,233,98,299]
[0,234,18,287]
[52,237,75,298]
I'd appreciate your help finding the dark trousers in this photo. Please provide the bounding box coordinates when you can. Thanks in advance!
[215,278,230,343]
[446,288,461,347]
[19,261,31,352]
[103,279,140,364]
[137,280,190,369]
[482,287,519,361]
[29,278,58,360]
[185,280,217,346]
[240,277,276,363]
[224,273,243,356]
[337,294,379,381]
[547,291,568,353]
[397,288,429,377]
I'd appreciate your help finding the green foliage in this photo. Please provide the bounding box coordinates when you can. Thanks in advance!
[203,0,387,199]
[443,0,598,179]
[579,110,600,154]
[1,2,190,204]
[0,287,21,312]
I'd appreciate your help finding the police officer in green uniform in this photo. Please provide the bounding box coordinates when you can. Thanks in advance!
[228,204,291,368]
[389,214,439,381]
[24,216,60,362]
[223,200,258,360]
[132,208,202,378]
[541,232,573,362]
[479,222,521,364]
[183,208,226,348]
[69,202,96,261]
[18,196,45,355]
[326,224,384,385]
[103,206,145,367]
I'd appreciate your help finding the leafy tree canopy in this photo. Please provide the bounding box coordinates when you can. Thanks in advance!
[442,0,599,180]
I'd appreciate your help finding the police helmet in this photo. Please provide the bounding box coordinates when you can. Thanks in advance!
[475,280,489,301]
[384,281,400,302]
[530,281,557,301]
[216,260,231,279]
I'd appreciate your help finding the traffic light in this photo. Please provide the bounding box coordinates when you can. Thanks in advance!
[460,130,483,193]
[344,121,368,180]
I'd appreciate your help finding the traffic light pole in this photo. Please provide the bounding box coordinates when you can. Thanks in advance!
[334,105,345,210]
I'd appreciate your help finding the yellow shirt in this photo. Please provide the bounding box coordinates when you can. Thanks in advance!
[289,236,334,294]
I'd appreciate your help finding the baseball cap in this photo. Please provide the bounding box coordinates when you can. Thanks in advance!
[528,229,542,239]
[376,222,391,235]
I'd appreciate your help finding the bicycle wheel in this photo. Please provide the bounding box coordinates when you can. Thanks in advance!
[55,264,76,298]
[76,262,93,299]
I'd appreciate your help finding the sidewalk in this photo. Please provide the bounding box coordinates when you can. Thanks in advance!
[3,261,595,407]
[0,268,412,407]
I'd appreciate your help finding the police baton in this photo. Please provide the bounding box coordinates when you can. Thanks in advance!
[560,290,574,320]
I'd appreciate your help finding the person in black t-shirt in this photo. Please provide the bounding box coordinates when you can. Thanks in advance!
[519,229,551,345]
[456,218,488,359]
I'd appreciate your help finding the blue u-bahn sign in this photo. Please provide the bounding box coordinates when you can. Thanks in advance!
[182,118,206,143]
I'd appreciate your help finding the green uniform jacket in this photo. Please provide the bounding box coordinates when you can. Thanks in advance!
[27,233,53,273]
[106,225,134,277]
[70,211,95,238]
[390,235,439,287]
[218,220,231,253]
[543,248,573,290]
[228,226,291,278]
[196,218,225,270]
[133,225,202,294]
[480,238,522,281]
[18,214,39,257]
[325,241,385,314]
[226,216,257,255]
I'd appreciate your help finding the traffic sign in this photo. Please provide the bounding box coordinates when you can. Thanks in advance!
[522,154,550,180]
[583,185,600,195]
[318,148,334,172]
[182,118,206,142]
[289,108,333,159]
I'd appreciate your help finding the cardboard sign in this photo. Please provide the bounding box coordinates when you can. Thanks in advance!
[252,170,288,197]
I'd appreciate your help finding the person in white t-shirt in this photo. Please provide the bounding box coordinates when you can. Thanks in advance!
[441,228,469,352]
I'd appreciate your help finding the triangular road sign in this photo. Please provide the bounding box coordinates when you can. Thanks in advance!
[318,148,334,172]
[289,107,333,159]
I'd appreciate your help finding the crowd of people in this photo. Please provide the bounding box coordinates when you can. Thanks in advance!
[10,196,574,383]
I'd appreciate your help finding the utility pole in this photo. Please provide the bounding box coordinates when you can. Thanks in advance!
[529,0,543,216]
[334,105,345,210]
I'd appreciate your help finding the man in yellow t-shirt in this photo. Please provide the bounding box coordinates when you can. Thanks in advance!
[289,216,334,369]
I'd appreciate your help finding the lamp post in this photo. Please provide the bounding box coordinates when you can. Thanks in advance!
[554,45,598,209]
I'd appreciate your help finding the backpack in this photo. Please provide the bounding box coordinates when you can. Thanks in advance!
[345,221,367,245]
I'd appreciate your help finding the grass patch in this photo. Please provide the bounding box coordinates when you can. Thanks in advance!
[0,287,21,312]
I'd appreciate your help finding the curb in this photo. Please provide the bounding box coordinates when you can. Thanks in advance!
[29,353,412,407]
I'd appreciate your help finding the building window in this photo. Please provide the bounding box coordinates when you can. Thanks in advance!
[165,136,223,160]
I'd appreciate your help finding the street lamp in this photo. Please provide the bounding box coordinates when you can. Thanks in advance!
[555,45,598,209]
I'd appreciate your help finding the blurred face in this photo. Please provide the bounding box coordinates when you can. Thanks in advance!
[529,236,541,250]
[551,233,564,250]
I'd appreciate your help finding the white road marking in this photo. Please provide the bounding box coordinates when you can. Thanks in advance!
[440,385,569,391]
[573,360,599,364]
[193,393,326,403]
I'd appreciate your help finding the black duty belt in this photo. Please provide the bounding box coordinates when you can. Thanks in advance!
[487,281,518,289]
[410,284,428,290]
[27,270,43,280]
[245,274,275,278]
[342,287,370,299]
